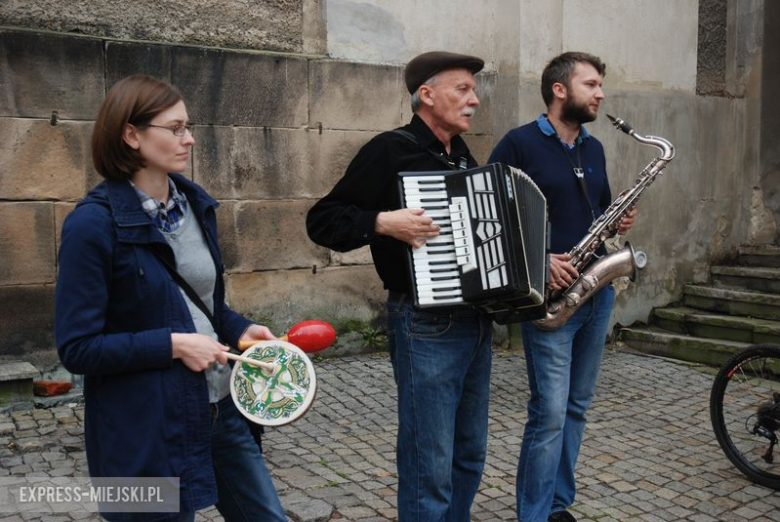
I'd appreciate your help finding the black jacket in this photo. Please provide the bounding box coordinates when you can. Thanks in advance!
[306,115,477,294]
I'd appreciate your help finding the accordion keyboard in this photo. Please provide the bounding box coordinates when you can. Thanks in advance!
[402,175,469,305]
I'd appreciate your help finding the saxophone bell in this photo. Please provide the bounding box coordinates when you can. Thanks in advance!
[533,243,647,331]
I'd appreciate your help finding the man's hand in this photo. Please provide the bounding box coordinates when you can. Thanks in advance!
[375,208,440,248]
[548,253,579,291]
[617,207,639,236]
[171,333,230,372]
[238,324,277,352]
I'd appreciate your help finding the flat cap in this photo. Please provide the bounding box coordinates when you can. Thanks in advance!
[404,51,484,94]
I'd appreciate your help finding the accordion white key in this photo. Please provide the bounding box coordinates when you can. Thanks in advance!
[398,163,548,323]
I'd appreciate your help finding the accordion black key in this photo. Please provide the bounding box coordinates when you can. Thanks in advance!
[398,163,548,323]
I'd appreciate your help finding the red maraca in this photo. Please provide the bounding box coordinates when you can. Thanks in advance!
[239,320,336,353]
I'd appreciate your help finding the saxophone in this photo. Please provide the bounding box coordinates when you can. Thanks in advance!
[532,114,675,331]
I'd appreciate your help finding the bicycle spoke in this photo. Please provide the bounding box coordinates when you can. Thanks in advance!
[710,344,780,490]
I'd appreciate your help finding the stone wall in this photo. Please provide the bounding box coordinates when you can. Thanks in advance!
[0,27,496,360]
[501,0,774,327]
[0,0,777,363]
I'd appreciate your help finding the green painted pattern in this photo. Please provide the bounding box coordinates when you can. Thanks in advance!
[233,344,312,421]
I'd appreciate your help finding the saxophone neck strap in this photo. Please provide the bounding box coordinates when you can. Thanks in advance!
[561,142,597,221]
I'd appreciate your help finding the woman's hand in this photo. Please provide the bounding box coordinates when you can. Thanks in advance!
[548,253,579,291]
[171,333,229,372]
[238,324,277,352]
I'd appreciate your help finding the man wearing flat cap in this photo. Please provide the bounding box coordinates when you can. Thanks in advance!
[307,51,491,520]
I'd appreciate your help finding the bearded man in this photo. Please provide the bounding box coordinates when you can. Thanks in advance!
[489,52,638,522]
[307,51,492,521]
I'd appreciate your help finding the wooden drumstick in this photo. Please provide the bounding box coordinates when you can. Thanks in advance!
[223,352,276,372]
[238,320,336,353]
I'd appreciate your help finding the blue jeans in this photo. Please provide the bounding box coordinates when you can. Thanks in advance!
[387,298,493,522]
[211,396,287,521]
[516,286,615,522]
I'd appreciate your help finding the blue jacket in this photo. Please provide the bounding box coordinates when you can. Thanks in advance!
[55,173,251,518]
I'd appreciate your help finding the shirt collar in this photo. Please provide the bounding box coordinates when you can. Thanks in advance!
[536,113,590,147]
[409,114,470,158]
[130,176,188,232]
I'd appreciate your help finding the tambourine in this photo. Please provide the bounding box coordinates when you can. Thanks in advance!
[230,340,317,427]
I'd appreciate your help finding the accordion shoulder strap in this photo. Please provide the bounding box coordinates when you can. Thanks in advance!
[392,129,468,171]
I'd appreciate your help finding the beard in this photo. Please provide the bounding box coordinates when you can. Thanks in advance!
[561,97,597,124]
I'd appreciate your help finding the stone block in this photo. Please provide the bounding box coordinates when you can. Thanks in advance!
[468,72,496,137]
[225,265,385,328]
[214,200,239,272]
[194,126,374,200]
[0,361,38,408]
[109,40,310,126]
[171,47,309,127]
[490,71,521,140]
[0,30,104,119]
[54,202,77,261]
[464,133,496,166]
[302,0,328,55]
[0,119,98,201]
[0,203,55,285]
[696,0,728,96]
[218,200,329,272]
[0,285,55,354]
[105,41,173,88]
[306,130,379,198]
[0,1,304,53]
[331,246,373,266]
[195,126,312,200]
[310,61,404,132]
[0,361,38,382]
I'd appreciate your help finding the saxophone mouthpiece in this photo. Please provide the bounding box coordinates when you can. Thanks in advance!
[606,114,634,135]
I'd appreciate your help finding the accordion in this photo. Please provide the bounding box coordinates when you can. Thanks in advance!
[398,163,548,323]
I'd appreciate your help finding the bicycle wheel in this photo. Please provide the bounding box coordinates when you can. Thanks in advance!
[710,343,780,490]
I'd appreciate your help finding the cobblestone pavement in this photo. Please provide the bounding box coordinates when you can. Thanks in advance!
[2,346,779,521]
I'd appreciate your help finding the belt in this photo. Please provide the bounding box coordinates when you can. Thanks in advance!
[387,290,480,315]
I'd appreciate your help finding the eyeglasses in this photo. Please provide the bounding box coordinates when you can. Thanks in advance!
[141,124,193,137]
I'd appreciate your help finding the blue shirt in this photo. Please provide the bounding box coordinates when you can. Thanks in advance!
[536,113,590,148]
[489,114,611,255]
[132,177,188,232]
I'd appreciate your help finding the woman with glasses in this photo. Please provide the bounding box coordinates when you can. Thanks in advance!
[55,75,287,521]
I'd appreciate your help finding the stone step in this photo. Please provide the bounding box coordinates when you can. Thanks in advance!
[711,265,780,294]
[652,306,780,344]
[683,284,780,321]
[0,361,39,411]
[619,326,750,367]
[738,244,780,267]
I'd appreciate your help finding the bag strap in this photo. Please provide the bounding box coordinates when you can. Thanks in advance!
[393,129,469,171]
[154,250,219,332]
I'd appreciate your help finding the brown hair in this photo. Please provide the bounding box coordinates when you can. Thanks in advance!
[541,52,606,107]
[91,75,183,181]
